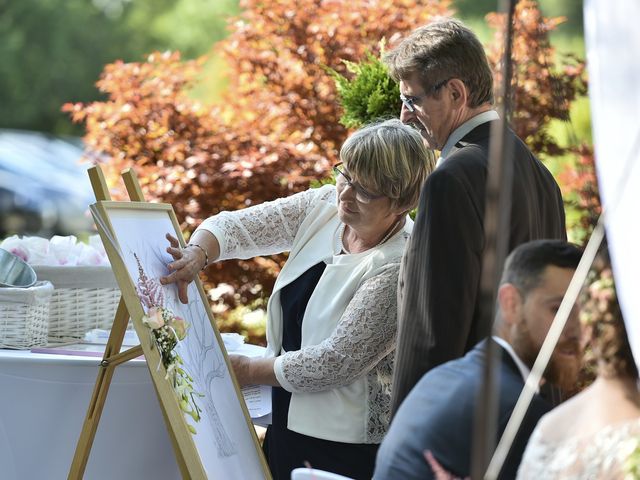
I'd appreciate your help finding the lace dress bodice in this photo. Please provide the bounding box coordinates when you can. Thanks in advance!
[517,418,640,479]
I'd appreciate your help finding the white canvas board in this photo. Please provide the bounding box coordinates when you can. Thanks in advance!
[584,0,640,370]
[100,204,266,479]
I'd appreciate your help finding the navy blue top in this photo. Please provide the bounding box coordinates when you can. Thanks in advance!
[280,261,327,353]
[263,261,379,480]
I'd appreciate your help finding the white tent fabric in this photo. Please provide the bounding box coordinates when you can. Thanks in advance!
[584,0,640,370]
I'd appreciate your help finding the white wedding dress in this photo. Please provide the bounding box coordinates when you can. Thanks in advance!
[517,417,640,479]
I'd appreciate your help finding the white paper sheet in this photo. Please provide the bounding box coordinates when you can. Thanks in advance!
[224,337,273,424]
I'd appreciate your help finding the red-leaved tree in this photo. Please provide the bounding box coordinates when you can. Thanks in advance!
[65,0,597,323]
[486,0,587,156]
[486,0,598,243]
[65,0,453,316]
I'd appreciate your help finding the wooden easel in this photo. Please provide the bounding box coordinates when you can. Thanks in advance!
[68,166,199,478]
[70,165,270,479]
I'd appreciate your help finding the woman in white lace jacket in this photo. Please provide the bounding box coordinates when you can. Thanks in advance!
[161,119,435,479]
[517,248,640,479]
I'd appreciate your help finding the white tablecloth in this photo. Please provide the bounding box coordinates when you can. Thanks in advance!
[0,349,180,480]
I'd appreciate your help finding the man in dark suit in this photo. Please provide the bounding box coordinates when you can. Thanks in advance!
[373,240,583,480]
[383,18,567,412]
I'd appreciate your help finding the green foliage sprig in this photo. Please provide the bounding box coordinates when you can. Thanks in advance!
[623,436,640,479]
[326,43,401,129]
[143,305,204,434]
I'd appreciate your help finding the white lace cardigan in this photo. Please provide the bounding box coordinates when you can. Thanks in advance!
[197,184,412,443]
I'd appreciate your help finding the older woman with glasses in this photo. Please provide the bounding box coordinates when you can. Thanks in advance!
[161,119,435,480]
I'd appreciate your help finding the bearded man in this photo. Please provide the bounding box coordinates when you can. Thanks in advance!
[373,240,583,480]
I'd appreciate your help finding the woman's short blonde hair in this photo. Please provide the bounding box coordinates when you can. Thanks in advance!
[340,119,436,211]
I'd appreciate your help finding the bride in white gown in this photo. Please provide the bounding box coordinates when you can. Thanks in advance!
[517,250,640,479]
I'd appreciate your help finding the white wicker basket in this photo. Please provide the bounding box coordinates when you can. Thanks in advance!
[33,266,122,342]
[0,281,54,349]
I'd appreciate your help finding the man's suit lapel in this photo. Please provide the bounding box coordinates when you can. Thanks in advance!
[447,120,496,157]
[498,344,526,384]
[478,338,527,386]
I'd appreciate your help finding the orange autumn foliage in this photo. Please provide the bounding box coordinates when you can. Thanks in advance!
[486,0,598,243]
[486,0,587,156]
[65,0,597,314]
[65,0,453,311]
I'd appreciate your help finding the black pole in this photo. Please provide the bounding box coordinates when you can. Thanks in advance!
[470,0,518,478]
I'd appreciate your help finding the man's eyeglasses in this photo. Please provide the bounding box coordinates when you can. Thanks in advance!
[333,163,384,204]
[400,78,451,113]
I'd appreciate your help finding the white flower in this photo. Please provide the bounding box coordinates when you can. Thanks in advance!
[143,307,165,329]
[170,316,188,340]
[77,242,105,266]
[49,235,80,266]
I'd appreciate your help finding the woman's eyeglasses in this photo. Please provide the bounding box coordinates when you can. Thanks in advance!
[332,163,384,204]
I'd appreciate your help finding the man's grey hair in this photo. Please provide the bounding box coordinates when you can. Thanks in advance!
[383,18,494,107]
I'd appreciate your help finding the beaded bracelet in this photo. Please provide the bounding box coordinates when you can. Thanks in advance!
[187,243,209,271]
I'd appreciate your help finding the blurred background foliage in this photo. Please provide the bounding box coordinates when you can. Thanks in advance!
[63,0,455,340]
[1,0,593,341]
[0,0,238,133]
[0,0,585,134]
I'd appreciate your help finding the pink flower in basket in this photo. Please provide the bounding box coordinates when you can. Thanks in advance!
[0,236,29,262]
[9,246,29,262]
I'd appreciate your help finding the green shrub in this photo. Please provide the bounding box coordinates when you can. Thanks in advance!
[326,44,401,130]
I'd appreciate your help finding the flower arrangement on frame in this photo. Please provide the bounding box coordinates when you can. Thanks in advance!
[134,253,203,434]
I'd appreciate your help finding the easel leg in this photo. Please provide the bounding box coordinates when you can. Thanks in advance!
[151,380,191,478]
[68,297,128,479]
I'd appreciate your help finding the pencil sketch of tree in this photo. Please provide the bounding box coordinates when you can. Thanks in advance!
[180,295,237,458]
[132,244,236,456]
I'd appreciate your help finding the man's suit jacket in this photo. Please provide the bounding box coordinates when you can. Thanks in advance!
[391,120,566,412]
[374,340,551,480]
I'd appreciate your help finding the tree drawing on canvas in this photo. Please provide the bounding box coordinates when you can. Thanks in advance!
[134,252,204,434]
[134,250,236,456]
[99,205,268,479]
[180,298,237,457]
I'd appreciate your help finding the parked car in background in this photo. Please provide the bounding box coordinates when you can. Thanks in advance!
[0,129,95,238]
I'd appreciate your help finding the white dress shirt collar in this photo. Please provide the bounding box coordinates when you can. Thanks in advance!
[437,109,500,167]
[491,335,538,393]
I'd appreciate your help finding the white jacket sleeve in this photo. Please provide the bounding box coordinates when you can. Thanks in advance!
[196,184,336,260]
[274,264,399,393]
